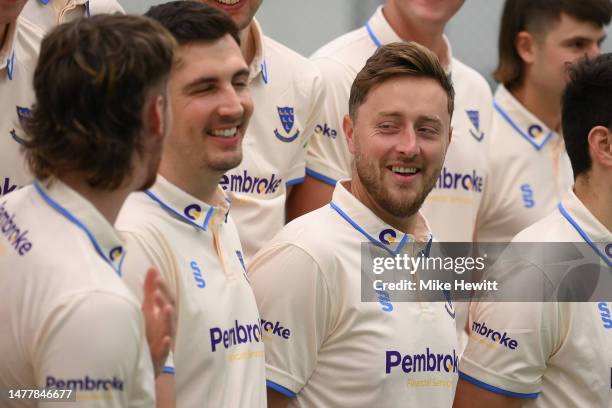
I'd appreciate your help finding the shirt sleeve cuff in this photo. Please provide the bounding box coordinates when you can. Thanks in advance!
[305,168,338,187]
[459,356,541,398]
[265,364,304,397]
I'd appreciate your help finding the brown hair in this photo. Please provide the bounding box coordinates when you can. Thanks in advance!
[495,0,612,89]
[24,14,177,190]
[348,41,455,121]
[562,53,612,177]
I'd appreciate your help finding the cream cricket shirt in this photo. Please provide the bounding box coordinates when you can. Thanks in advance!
[0,180,154,407]
[220,19,325,260]
[117,176,266,408]
[249,180,458,407]
[460,191,612,407]
[21,0,125,32]
[475,85,573,242]
[0,18,41,198]
[307,6,493,242]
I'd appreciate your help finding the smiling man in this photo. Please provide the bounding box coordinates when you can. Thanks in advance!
[196,0,325,261]
[249,42,458,408]
[476,0,611,243]
[116,2,265,407]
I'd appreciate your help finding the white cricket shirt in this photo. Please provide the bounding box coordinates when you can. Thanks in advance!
[460,191,612,407]
[117,175,266,408]
[249,180,458,407]
[475,85,573,242]
[0,179,154,407]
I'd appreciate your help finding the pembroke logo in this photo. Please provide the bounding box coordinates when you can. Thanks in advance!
[274,107,300,143]
[466,110,484,142]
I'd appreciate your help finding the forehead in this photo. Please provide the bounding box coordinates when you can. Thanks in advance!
[172,35,246,79]
[541,12,605,40]
[358,76,450,121]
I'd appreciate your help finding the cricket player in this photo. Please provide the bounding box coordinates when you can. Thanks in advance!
[250,42,459,408]
[288,0,493,244]
[455,53,612,408]
[117,2,266,407]
[1,0,125,200]
[197,0,325,260]
[476,0,611,242]
[0,13,176,406]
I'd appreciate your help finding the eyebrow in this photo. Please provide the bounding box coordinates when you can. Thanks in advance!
[183,68,250,93]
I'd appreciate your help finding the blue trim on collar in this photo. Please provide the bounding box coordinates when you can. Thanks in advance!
[6,51,15,81]
[558,203,611,267]
[493,100,553,151]
[329,201,409,255]
[365,22,382,48]
[458,371,539,399]
[260,59,269,84]
[202,207,214,230]
[266,380,296,398]
[33,181,123,276]
[305,168,337,187]
[145,190,210,232]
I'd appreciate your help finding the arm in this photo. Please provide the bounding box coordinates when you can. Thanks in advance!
[286,175,334,221]
[267,388,291,408]
[155,372,176,408]
[453,378,522,408]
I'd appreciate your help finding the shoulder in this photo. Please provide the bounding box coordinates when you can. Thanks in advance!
[451,58,493,102]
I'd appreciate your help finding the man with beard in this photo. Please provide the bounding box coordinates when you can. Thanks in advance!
[117,2,266,407]
[195,0,325,261]
[249,42,458,407]
[0,14,175,405]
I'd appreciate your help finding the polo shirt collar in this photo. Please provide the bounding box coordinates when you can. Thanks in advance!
[558,190,611,266]
[366,6,453,72]
[0,21,18,80]
[33,179,125,275]
[493,84,558,151]
[330,180,432,255]
[145,175,231,232]
[247,18,268,84]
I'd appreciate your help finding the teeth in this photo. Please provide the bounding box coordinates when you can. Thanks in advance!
[216,0,240,4]
[392,166,417,174]
[212,127,237,138]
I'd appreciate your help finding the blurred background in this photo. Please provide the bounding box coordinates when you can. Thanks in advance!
[120,0,612,87]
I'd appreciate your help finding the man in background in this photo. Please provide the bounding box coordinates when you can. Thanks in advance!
[475,0,611,242]
[197,0,325,260]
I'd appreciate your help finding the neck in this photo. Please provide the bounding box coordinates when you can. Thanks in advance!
[159,159,220,204]
[573,173,612,232]
[382,5,449,68]
[511,82,562,132]
[59,174,131,225]
[0,23,9,51]
[239,23,256,65]
[348,179,418,235]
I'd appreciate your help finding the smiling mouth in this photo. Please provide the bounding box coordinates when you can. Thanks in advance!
[391,166,419,175]
[215,0,241,5]
[210,127,238,138]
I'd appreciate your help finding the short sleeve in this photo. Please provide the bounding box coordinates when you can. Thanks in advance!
[248,243,334,397]
[36,292,155,408]
[459,300,559,399]
[286,65,327,185]
[305,58,355,185]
